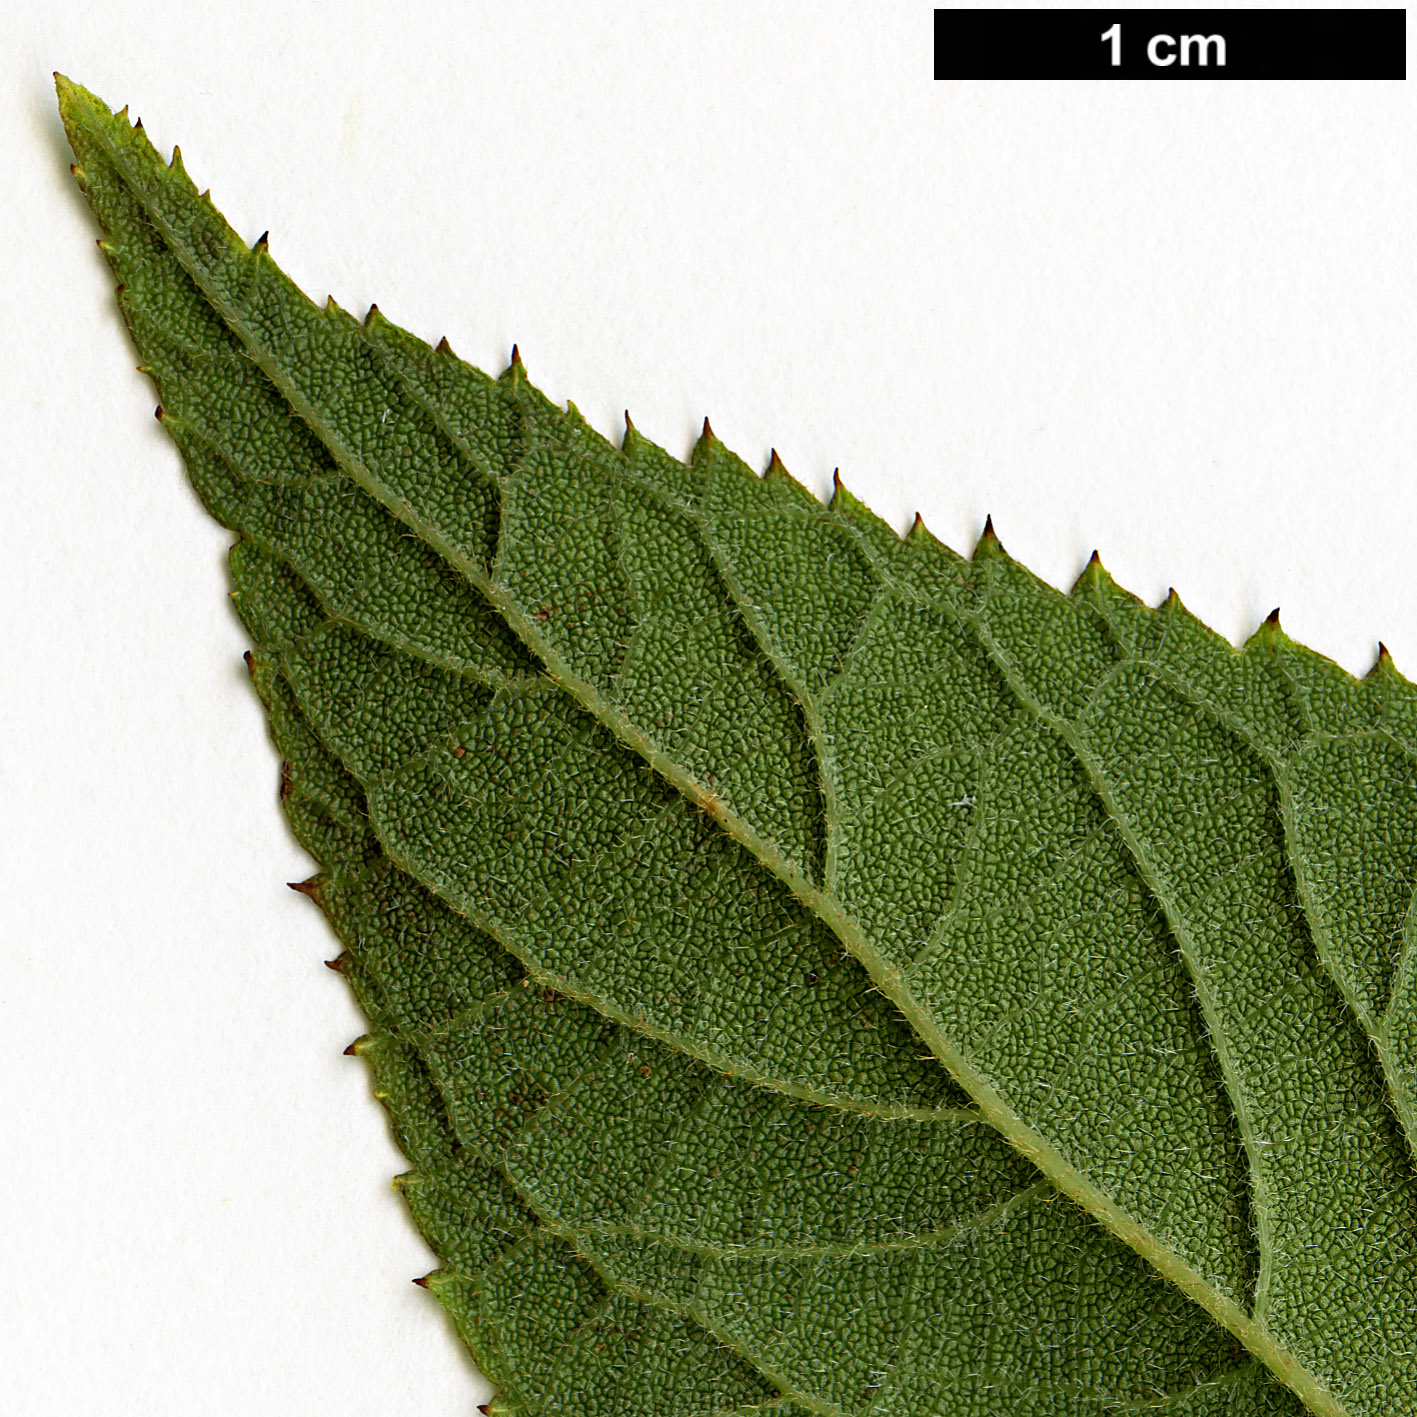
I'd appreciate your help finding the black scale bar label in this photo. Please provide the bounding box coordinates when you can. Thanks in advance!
[934,9,1405,79]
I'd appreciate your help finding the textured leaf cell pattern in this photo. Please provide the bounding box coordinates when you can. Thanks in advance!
[59,77,1417,1417]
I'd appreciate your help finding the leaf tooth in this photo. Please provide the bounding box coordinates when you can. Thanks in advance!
[251,230,269,253]
[287,874,323,899]
[1070,547,1113,598]
[323,955,349,974]
[342,1037,368,1057]
[1243,606,1287,654]
[498,344,526,386]
[1366,641,1397,680]
[435,335,455,357]
[972,513,1005,560]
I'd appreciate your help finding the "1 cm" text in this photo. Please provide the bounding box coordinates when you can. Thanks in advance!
[1100,23,1227,68]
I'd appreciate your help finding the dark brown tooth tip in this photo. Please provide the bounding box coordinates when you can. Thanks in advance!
[1264,606,1282,628]
[435,335,453,355]
[982,514,996,539]
[412,1273,434,1289]
[1086,549,1101,568]
[1380,641,1393,660]
[342,1041,359,1057]
[701,416,715,442]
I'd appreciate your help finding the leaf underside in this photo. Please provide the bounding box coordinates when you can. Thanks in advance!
[59,77,1417,1417]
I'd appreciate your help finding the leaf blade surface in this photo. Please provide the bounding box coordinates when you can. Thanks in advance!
[58,76,1417,1417]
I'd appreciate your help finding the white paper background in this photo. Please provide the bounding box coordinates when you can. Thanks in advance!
[3,3,1412,1412]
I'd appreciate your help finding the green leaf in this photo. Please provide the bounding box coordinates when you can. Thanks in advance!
[58,76,1417,1417]
[250,554,1291,1414]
